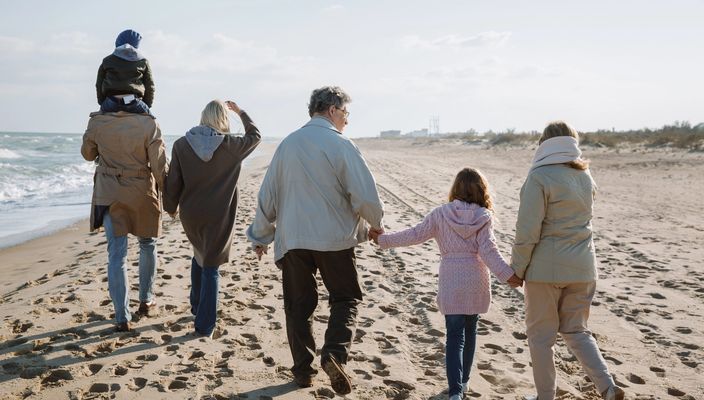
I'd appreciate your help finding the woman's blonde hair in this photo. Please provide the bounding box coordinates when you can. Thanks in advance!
[200,100,230,133]
[539,120,589,170]
[448,168,493,211]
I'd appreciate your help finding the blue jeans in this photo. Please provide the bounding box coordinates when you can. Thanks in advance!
[445,314,479,396]
[100,96,152,115]
[103,213,157,324]
[190,258,220,335]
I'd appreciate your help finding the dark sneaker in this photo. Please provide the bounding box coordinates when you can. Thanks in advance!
[294,374,313,388]
[137,300,158,317]
[115,322,131,332]
[322,357,352,395]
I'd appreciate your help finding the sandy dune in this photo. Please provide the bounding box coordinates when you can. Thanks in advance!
[0,138,702,399]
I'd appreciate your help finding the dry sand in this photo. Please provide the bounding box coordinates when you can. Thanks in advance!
[0,138,702,399]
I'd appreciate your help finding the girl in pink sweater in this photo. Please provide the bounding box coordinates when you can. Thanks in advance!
[370,168,522,400]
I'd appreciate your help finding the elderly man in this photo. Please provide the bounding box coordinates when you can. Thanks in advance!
[247,86,384,394]
[81,111,167,332]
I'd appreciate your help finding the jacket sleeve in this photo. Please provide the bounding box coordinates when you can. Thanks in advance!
[510,173,547,279]
[227,111,262,159]
[246,154,278,247]
[81,120,98,161]
[378,210,436,249]
[142,60,155,107]
[163,146,183,215]
[477,218,514,282]
[336,141,384,229]
[147,121,167,192]
[96,63,106,105]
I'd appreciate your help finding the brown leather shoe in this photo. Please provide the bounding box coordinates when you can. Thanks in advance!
[293,374,313,388]
[322,356,352,395]
[115,322,131,332]
[137,300,158,317]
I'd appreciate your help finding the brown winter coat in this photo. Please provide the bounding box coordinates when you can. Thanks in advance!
[81,111,167,237]
[163,112,261,267]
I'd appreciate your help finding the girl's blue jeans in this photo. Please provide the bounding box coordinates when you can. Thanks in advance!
[445,314,479,396]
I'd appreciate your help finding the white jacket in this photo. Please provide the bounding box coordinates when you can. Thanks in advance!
[246,117,384,261]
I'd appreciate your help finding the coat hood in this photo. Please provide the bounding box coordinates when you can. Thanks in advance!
[113,44,145,61]
[439,200,491,239]
[185,125,225,162]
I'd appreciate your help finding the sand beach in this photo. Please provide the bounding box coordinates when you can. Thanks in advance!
[1,138,702,399]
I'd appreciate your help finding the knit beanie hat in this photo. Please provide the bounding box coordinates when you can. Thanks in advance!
[115,29,142,48]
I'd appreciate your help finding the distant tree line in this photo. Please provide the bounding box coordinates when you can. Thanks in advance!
[441,121,704,150]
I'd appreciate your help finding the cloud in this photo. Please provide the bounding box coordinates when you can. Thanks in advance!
[145,30,318,79]
[402,31,511,50]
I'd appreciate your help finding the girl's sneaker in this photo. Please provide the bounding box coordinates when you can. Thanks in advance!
[462,381,469,394]
[449,395,462,400]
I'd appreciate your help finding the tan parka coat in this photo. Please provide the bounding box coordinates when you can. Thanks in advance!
[81,111,167,238]
[510,164,598,283]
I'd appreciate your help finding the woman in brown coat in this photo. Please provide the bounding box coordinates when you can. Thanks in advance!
[164,99,261,337]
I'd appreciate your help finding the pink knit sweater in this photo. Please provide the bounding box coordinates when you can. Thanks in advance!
[378,200,514,315]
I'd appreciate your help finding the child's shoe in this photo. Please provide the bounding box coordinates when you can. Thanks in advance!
[449,395,462,400]
[461,381,469,394]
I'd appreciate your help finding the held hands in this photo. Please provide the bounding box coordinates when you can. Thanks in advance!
[507,274,524,288]
[254,245,267,261]
[225,100,242,115]
[368,227,385,245]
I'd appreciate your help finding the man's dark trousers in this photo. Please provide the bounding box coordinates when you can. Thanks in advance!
[280,247,363,379]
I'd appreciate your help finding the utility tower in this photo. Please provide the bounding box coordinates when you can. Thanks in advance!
[429,115,440,135]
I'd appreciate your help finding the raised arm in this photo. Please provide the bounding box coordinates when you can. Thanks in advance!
[510,173,547,279]
[377,210,436,250]
[224,101,262,158]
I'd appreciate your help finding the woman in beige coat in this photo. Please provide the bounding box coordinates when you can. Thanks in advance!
[511,121,624,400]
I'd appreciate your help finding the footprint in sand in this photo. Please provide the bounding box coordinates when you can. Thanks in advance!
[649,366,666,377]
[129,377,148,391]
[626,373,645,384]
[168,377,189,390]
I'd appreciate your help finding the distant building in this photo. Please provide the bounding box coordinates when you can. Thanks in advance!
[380,130,401,138]
[405,128,429,137]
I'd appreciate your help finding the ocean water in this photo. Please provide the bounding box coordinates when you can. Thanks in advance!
[0,131,268,249]
[0,132,96,248]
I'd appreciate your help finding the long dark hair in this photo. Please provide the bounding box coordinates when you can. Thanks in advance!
[448,168,493,211]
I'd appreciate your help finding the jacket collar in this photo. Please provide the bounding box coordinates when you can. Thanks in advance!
[305,116,341,135]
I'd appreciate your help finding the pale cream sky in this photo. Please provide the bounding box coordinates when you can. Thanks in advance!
[1,0,702,137]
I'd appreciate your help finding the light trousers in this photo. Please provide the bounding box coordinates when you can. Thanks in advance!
[525,281,615,400]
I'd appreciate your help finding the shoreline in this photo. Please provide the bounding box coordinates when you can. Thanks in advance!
[0,219,90,297]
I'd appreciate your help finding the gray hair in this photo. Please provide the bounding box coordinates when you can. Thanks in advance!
[308,86,351,117]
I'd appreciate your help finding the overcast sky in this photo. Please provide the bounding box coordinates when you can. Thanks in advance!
[1,0,702,137]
